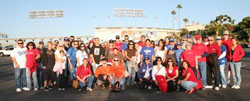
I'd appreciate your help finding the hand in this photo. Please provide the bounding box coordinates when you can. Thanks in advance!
[196,56,201,59]
[70,64,73,70]
[140,79,143,82]
[177,80,181,84]
[196,65,199,70]
[155,81,158,85]
[81,79,86,83]
[140,62,142,66]
[43,66,46,69]
[93,62,96,66]
[14,63,19,68]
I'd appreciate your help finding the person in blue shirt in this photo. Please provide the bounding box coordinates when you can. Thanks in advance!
[216,36,227,88]
[140,39,155,65]
[166,38,177,50]
[174,43,184,68]
[67,40,79,81]
[137,57,153,89]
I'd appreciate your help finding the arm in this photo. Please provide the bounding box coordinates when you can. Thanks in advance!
[170,69,179,80]
[11,57,19,68]
[218,51,226,59]
[124,51,131,61]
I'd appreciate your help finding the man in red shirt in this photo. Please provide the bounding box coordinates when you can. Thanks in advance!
[138,35,146,47]
[222,30,232,84]
[192,34,209,88]
[207,36,221,90]
[114,35,123,52]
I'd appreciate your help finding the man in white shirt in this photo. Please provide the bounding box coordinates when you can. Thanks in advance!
[11,39,29,92]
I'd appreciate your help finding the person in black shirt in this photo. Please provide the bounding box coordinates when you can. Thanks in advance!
[90,38,105,73]
[37,41,46,89]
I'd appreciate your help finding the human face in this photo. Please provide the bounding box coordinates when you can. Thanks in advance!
[159,41,163,46]
[83,59,88,65]
[145,59,150,64]
[216,39,221,45]
[183,62,188,69]
[58,45,63,50]
[208,38,214,44]
[95,39,100,45]
[17,41,24,48]
[141,37,146,42]
[232,39,237,46]
[80,45,85,50]
[223,34,229,40]
[185,43,192,50]
[125,37,129,41]
[74,42,79,48]
[168,59,173,66]
[129,42,134,48]
[196,38,202,44]
[146,40,150,46]
[47,43,53,49]
[157,59,162,65]
[114,58,119,64]
[165,38,169,44]
[28,44,33,49]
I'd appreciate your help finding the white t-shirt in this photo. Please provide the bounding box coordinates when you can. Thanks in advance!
[10,47,27,68]
[54,50,67,69]
[155,47,166,60]
[76,50,88,66]
[152,65,166,81]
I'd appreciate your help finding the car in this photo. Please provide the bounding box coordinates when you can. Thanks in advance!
[0,45,14,57]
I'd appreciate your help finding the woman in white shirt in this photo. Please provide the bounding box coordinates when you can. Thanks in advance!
[76,43,89,67]
[155,39,167,62]
[152,57,167,93]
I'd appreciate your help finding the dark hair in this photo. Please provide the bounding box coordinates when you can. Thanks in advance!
[180,60,191,69]
[17,39,23,42]
[153,57,163,65]
[151,40,155,48]
[26,41,36,50]
[70,36,74,38]
[127,40,135,49]
[145,39,150,42]
[158,39,166,51]
[165,58,176,67]
[113,48,118,50]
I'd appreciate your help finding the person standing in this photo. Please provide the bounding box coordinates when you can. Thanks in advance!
[192,34,209,88]
[216,37,227,88]
[76,43,88,67]
[206,36,221,90]
[140,39,155,66]
[154,39,167,62]
[229,38,245,89]
[90,38,105,73]
[37,41,46,89]
[114,35,123,51]
[174,43,184,68]
[67,41,79,82]
[11,39,29,92]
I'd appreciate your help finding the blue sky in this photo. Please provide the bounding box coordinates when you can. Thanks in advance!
[0,0,250,38]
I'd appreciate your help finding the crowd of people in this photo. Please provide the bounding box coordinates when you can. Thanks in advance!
[11,30,245,94]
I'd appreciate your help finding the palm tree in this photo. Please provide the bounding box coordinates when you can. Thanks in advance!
[177,4,182,29]
[183,18,188,28]
[171,10,176,34]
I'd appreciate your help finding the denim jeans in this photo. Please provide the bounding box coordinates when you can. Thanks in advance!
[219,64,227,86]
[26,69,39,89]
[37,63,44,87]
[126,61,136,86]
[198,62,207,86]
[112,77,126,90]
[230,62,241,86]
[180,81,197,91]
[79,75,94,88]
[14,68,27,89]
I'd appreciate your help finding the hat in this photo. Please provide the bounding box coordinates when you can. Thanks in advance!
[116,35,120,39]
[223,30,230,35]
[195,34,202,39]
[176,42,182,46]
[64,37,70,41]
[101,57,108,61]
[216,36,222,40]
[169,38,175,42]
[109,40,113,43]
[186,34,192,38]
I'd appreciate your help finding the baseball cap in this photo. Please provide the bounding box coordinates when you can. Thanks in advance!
[176,42,182,46]
[195,34,202,39]
[186,34,192,38]
[116,35,120,39]
[169,38,175,42]
[216,36,222,40]
[64,37,70,41]
[223,30,230,35]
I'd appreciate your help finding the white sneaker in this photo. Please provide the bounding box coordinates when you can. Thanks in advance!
[222,85,227,88]
[205,85,213,89]
[231,85,236,88]
[234,85,240,89]
[86,87,93,91]
[219,84,221,87]
[215,87,220,91]
[34,88,38,91]
[148,86,152,90]
[16,88,21,93]
[22,87,30,91]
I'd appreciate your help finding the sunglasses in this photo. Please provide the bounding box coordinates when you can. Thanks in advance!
[74,44,79,45]
[168,61,173,62]
[18,43,23,44]
[157,60,162,62]
[208,40,214,41]
[28,45,33,46]
[80,46,85,47]
[59,45,63,47]
[114,60,119,62]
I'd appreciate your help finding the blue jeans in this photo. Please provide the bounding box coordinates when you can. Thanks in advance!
[26,69,39,89]
[37,63,44,87]
[198,62,207,86]
[112,77,126,90]
[180,81,197,91]
[219,64,227,86]
[79,75,94,88]
[126,61,136,86]
[230,62,241,86]
[14,68,27,89]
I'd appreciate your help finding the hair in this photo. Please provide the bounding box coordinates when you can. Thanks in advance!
[151,40,155,48]
[70,35,74,38]
[47,41,53,45]
[165,58,176,67]
[158,39,166,51]
[153,57,163,65]
[59,50,65,54]
[145,39,150,42]
[26,41,36,50]
[127,40,135,49]
[17,39,23,42]
[231,37,238,44]
[180,60,191,69]
[113,47,118,50]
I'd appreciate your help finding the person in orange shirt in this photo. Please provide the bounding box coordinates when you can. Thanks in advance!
[111,58,126,91]
[94,58,112,89]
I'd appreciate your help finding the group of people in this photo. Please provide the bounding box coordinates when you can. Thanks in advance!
[11,30,245,94]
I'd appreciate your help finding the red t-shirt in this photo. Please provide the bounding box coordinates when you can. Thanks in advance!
[222,39,232,60]
[76,65,92,80]
[180,49,197,68]
[182,68,197,82]
[138,41,146,47]
[207,43,221,56]
[115,42,123,51]
[192,43,208,62]
[26,49,40,74]
[166,66,178,78]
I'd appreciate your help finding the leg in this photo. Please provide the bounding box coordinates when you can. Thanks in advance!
[79,81,86,88]
[219,64,227,86]
[206,63,212,86]
[230,62,237,85]
[180,81,197,91]
[199,62,207,86]
[130,67,136,86]
[126,61,132,86]
[14,68,21,89]
[21,68,27,88]
[212,63,219,87]
[235,62,241,86]
[86,75,94,88]
[32,71,39,89]
[26,69,32,89]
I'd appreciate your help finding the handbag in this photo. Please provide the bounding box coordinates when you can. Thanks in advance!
[72,80,79,89]
[125,71,130,78]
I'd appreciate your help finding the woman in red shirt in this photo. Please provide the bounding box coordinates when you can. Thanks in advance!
[26,42,40,91]
[229,38,245,89]
[165,58,179,92]
[178,60,197,94]
[76,58,94,92]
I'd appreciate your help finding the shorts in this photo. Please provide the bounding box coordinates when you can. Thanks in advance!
[44,68,55,82]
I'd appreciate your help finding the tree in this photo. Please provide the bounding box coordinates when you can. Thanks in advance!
[171,10,176,34]
[183,18,188,28]
[180,28,189,37]
[235,17,250,42]
[177,4,182,29]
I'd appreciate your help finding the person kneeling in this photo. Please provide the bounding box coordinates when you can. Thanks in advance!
[137,57,153,90]
[76,58,94,92]
[94,58,112,89]
[152,57,167,93]
[178,60,198,94]
[111,58,126,92]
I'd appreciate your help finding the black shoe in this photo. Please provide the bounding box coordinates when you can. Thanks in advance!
[44,87,49,91]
